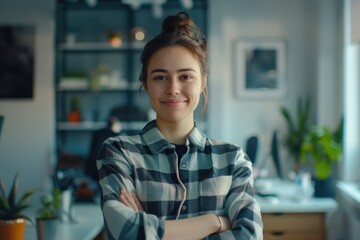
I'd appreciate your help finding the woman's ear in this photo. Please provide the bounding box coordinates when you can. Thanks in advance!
[201,77,207,91]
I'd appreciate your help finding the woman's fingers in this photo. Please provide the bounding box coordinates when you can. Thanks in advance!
[120,191,133,208]
[132,192,144,211]
[121,189,139,211]
[119,189,143,212]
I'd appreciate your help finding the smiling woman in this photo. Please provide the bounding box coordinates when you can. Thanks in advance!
[96,12,263,240]
[145,46,204,131]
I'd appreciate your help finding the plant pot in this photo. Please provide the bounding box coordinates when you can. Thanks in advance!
[313,176,335,198]
[68,111,81,122]
[0,218,26,240]
[36,218,59,240]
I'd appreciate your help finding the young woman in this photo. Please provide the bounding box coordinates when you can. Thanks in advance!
[97,12,263,240]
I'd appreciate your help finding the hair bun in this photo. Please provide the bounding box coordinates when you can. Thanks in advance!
[162,12,198,39]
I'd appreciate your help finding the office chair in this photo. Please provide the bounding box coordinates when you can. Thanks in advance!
[271,130,283,179]
[0,115,3,139]
[245,135,259,164]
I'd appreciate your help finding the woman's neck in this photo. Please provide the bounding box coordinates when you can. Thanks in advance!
[156,119,194,145]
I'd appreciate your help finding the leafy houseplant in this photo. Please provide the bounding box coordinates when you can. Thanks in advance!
[36,188,61,220]
[0,173,35,240]
[300,126,342,180]
[300,125,342,198]
[280,97,311,171]
[36,188,62,240]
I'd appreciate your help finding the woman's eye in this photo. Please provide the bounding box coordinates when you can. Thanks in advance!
[154,75,167,81]
[181,74,193,80]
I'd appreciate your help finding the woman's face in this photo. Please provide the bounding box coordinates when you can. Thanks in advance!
[145,46,205,125]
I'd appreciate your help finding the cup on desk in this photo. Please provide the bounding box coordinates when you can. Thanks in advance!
[297,171,314,202]
[59,189,74,223]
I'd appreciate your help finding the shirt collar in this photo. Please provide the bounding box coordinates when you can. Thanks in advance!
[141,120,206,154]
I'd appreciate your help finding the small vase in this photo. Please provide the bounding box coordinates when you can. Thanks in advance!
[59,189,74,222]
[313,176,335,198]
[36,218,59,240]
[0,218,26,240]
[68,111,81,122]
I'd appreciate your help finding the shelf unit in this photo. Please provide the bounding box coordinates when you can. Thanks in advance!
[54,0,208,169]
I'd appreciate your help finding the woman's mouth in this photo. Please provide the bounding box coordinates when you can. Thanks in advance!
[161,99,187,107]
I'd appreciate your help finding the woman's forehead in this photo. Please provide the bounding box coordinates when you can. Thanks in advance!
[147,46,201,72]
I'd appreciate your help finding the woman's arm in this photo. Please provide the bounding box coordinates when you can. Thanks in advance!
[164,215,223,240]
[217,148,263,240]
[120,189,232,240]
[98,142,165,239]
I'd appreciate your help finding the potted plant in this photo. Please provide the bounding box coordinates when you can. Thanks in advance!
[280,97,311,172]
[300,125,342,198]
[68,96,81,122]
[0,173,35,240]
[36,188,61,240]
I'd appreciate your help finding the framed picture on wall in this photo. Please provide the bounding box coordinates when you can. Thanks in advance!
[0,25,35,99]
[234,38,287,99]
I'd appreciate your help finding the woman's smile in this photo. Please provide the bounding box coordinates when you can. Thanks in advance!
[161,98,188,107]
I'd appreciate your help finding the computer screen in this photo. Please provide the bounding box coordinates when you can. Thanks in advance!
[271,131,283,179]
[0,115,3,138]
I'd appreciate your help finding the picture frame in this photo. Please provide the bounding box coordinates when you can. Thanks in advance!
[0,25,35,99]
[234,38,287,99]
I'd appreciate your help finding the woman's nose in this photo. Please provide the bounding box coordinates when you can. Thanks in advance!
[166,78,180,95]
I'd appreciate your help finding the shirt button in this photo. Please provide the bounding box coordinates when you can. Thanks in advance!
[181,205,187,211]
[181,163,187,168]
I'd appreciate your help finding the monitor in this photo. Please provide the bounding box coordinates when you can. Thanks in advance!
[0,115,3,138]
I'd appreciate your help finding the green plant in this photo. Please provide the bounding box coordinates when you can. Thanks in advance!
[280,97,311,164]
[63,71,86,79]
[70,96,81,112]
[300,126,342,180]
[0,173,35,221]
[36,188,61,220]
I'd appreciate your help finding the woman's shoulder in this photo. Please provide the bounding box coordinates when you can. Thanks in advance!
[103,133,144,150]
[205,137,242,152]
[204,138,251,166]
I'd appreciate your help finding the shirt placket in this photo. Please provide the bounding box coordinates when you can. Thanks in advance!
[173,149,187,219]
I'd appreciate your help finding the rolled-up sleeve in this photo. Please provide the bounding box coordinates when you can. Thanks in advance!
[209,148,263,240]
[97,139,165,240]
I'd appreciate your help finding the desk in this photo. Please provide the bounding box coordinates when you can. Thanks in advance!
[257,196,337,213]
[258,196,337,240]
[256,178,337,240]
[25,203,104,240]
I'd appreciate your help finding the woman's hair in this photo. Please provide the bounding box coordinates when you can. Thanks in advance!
[139,12,208,114]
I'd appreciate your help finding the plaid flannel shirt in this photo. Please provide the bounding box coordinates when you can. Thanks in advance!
[97,120,263,239]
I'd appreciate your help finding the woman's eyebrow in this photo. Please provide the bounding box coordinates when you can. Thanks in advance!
[150,69,167,74]
[177,68,196,73]
[150,68,196,74]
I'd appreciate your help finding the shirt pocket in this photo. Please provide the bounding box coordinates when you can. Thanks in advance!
[199,176,232,211]
[136,181,177,217]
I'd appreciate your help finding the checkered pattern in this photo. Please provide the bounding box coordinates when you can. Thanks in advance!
[97,120,263,239]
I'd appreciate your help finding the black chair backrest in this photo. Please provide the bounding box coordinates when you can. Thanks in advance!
[246,136,259,164]
[0,115,3,139]
[271,131,283,179]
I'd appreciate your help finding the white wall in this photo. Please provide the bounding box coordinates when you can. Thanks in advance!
[0,0,55,207]
[350,0,360,43]
[207,0,343,173]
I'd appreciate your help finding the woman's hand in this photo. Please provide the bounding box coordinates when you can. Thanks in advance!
[119,189,144,212]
